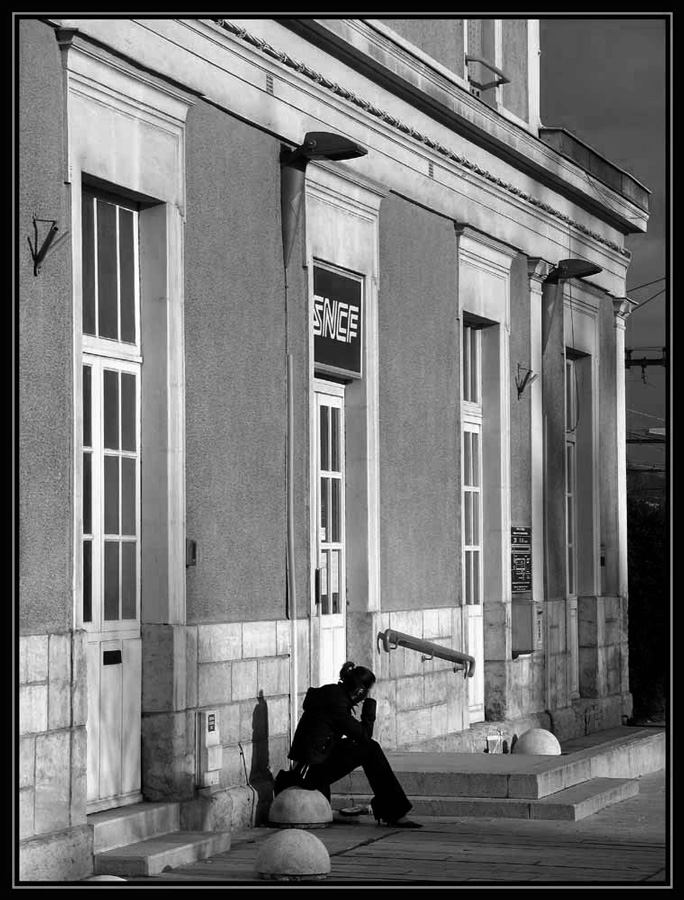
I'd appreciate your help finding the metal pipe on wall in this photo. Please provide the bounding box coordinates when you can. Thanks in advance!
[286,352,299,745]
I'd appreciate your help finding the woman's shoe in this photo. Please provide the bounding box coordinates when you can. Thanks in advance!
[379,817,423,829]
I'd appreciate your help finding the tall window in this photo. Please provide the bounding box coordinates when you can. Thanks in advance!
[462,323,483,605]
[81,188,141,630]
[565,358,578,599]
[464,18,506,105]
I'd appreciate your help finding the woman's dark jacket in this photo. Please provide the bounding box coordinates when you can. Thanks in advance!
[288,683,376,766]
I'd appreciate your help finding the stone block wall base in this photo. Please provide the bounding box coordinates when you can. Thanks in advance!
[404,695,632,753]
[181,780,275,835]
[180,787,235,833]
[19,825,92,883]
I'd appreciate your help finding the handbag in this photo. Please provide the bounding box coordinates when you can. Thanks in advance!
[273,766,304,796]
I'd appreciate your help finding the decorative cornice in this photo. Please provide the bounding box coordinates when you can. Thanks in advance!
[526,257,554,284]
[612,297,639,319]
[214,19,630,259]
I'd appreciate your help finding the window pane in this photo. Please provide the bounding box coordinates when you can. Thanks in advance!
[330,550,339,614]
[566,362,573,431]
[320,406,329,470]
[121,542,136,619]
[470,329,479,402]
[82,365,92,447]
[331,407,339,472]
[82,195,96,335]
[104,541,119,620]
[121,372,136,452]
[104,456,120,534]
[97,200,118,339]
[462,328,470,401]
[119,209,136,343]
[83,452,92,535]
[465,550,472,603]
[464,432,472,486]
[472,551,480,604]
[320,477,328,541]
[83,540,92,623]
[472,490,480,543]
[471,432,480,486]
[464,492,473,544]
[103,370,120,450]
[121,457,136,536]
[331,479,340,543]
[319,551,329,615]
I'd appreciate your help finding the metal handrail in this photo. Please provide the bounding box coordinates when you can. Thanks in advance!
[376,628,476,679]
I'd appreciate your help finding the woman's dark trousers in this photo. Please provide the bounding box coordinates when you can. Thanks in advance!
[303,738,412,823]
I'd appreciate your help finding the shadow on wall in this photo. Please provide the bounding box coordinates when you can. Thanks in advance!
[248,690,276,823]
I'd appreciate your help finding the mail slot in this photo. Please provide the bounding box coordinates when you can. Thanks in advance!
[103,649,122,665]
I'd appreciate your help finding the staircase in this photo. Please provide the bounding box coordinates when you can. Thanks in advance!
[89,801,231,877]
[331,725,666,822]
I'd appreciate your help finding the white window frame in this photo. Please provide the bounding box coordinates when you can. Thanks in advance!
[81,355,141,633]
[464,18,504,104]
[79,190,142,634]
[462,323,483,606]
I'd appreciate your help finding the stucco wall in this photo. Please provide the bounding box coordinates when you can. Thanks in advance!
[508,253,532,529]
[382,18,466,79]
[378,194,459,612]
[502,19,529,122]
[184,104,307,625]
[19,19,74,635]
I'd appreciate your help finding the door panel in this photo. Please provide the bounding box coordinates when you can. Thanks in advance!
[82,352,142,811]
[314,382,346,686]
[466,606,485,721]
[463,418,485,722]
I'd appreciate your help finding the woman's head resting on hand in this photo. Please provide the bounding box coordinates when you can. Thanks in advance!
[339,660,376,704]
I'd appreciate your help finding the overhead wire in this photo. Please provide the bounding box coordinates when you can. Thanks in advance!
[627,276,666,292]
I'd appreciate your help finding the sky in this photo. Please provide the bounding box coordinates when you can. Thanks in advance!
[539,15,669,474]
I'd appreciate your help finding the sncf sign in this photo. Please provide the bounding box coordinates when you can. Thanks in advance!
[313,265,363,379]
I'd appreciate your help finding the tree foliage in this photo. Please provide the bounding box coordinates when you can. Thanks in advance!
[627,495,669,722]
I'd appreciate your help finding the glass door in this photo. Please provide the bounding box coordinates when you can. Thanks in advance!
[314,381,346,686]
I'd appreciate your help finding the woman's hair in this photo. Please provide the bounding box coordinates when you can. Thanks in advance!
[339,661,376,700]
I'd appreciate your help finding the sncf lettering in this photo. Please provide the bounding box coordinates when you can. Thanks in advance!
[313,294,359,343]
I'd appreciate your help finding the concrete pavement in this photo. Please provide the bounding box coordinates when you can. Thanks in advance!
[128,767,670,887]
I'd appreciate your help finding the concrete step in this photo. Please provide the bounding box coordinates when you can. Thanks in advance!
[338,726,665,801]
[94,831,232,877]
[89,801,231,878]
[333,776,639,822]
[89,801,181,854]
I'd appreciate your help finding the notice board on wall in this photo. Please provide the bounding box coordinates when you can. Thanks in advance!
[511,526,532,593]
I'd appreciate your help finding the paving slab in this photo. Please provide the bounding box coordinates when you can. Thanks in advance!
[126,769,669,886]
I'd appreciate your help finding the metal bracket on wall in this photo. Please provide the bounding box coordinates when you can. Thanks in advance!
[27,216,70,275]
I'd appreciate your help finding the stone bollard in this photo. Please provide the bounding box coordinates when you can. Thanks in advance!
[511,727,561,755]
[268,787,333,828]
[85,875,128,881]
[255,828,331,881]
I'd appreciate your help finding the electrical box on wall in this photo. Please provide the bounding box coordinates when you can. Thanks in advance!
[512,600,543,657]
[197,709,222,789]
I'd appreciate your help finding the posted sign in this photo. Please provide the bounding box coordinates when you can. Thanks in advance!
[313,265,363,379]
[511,526,532,593]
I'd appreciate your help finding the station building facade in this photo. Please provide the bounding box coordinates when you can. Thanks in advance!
[17,17,649,880]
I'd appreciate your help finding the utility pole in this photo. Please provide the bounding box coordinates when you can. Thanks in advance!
[625,347,666,381]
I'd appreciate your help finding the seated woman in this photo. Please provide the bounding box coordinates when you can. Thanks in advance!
[281,660,422,829]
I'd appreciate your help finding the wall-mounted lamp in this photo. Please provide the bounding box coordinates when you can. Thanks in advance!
[542,258,603,354]
[280,131,367,270]
[544,258,603,285]
[515,363,538,400]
